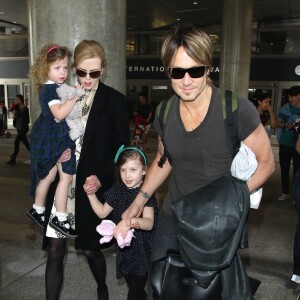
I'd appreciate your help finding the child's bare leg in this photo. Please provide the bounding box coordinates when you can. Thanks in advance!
[54,163,73,213]
[27,166,57,228]
[49,163,77,238]
[35,166,58,207]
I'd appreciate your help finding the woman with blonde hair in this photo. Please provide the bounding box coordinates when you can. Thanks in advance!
[42,40,130,300]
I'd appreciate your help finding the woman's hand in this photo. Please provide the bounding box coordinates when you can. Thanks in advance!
[84,175,102,195]
[58,148,71,163]
[265,103,272,111]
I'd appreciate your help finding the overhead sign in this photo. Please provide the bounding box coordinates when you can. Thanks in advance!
[126,57,300,81]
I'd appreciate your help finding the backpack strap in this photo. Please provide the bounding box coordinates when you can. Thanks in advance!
[222,90,249,249]
[222,89,240,158]
[157,95,176,168]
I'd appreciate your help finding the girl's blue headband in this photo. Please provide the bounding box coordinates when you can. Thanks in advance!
[114,145,147,165]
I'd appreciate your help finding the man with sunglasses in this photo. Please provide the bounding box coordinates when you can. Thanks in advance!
[116,26,275,298]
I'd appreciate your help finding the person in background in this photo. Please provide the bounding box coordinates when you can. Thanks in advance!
[8,98,18,128]
[130,122,146,149]
[42,40,130,300]
[9,98,18,113]
[0,100,7,115]
[276,86,300,201]
[85,146,158,300]
[0,100,8,135]
[6,94,30,165]
[133,93,153,149]
[292,133,300,285]
[115,26,274,299]
[253,90,275,138]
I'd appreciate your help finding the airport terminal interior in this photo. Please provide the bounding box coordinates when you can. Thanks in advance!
[0,0,300,123]
[0,0,300,299]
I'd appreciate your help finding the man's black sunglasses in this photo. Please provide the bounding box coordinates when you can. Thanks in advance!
[169,66,207,79]
[76,69,101,79]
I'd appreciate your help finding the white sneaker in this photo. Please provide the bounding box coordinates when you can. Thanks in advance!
[23,160,31,165]
[291,274,300,283]
[278,193,290,201]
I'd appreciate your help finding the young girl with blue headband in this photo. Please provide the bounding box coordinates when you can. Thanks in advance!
[84,145,158,300]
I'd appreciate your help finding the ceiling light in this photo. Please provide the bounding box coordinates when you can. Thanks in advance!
[193,2,198,4]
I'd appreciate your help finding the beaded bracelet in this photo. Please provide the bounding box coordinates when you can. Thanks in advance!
[138,189,150,199]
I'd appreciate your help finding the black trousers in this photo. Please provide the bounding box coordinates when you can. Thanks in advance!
[279,144,300,194]
[11,130,30,161]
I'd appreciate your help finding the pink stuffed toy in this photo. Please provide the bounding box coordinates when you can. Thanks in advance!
[96,220,135,249]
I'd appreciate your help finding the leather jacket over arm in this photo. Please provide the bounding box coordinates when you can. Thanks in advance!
[172,176,253,300]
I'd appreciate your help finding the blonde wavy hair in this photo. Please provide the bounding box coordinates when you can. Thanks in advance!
[30,44,72,93]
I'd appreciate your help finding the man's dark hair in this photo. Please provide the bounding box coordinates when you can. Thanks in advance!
[16,94,24,103]
[288,86,300,96]
[139,93,147,98]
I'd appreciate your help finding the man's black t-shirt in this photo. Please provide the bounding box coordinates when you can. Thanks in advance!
[154,85,260,214]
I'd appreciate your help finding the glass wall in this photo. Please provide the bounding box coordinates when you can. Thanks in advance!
[126,18,300,57]
[0,36,28,57]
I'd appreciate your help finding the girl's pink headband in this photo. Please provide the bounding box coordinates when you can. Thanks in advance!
[47,45,60,54]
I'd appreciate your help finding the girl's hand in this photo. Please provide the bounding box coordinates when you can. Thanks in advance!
[130,220,141,229]
[74,83,83,90]
[58,148,71,163]
[84,175,102,195]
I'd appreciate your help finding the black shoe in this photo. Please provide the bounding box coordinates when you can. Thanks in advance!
[6,159,16,165]
[26,208,45,229]
[49,216,78,238]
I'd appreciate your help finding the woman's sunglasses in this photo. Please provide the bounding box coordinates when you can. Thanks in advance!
[169,66,207,79]
[76,69,101,79]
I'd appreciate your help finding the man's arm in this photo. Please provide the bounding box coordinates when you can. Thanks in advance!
[114,137,172,236]
[146,111,153,123]
[243,123,275,192]
[276,115,294,129]
[124,137,171,218]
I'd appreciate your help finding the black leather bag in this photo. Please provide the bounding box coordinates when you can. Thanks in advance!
[151,252,222,300]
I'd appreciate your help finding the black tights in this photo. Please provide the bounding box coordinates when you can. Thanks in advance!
[125,274,147,300]
[45,238,67,300]
[82,249,107,289]
[45,238,107,300]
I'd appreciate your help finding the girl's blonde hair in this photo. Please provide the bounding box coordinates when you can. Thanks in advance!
[30,44,72,92]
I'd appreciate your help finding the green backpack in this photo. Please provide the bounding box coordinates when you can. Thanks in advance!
[156,90,239,167]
